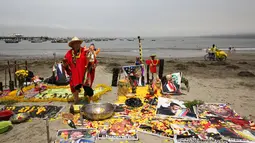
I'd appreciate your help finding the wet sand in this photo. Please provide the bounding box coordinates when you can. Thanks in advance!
[0,52,255,143]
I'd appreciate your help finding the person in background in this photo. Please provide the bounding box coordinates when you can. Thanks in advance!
[135,57,142,65]
[63,37,92,104]
[145,54,160,80]
[84,43,99,88]
[210,44,218,60]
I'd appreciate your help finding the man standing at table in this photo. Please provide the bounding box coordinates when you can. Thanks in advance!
[63,37,93,104]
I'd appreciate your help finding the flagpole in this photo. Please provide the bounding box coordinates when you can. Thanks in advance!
[138,36,143,63]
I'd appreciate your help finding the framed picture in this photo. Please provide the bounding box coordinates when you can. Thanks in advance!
[156,97,197,119]
[161,72,182,95]
[122,65,145,86]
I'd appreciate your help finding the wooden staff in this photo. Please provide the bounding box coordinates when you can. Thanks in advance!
[7,61,14,90]
[137,36,143,63]
[79,106,84,126]
[25,61,28,86]
[45,117,50,143]
[52,53,56,78]
[14,61,17,87]
[158,59,164,80]
[138,36,145,85]
[7,61,12,82]
[17,63,19,70]
[4,68,7,88]
[111,67,120,87]
[146,64,150,84]
[0,82,3,91]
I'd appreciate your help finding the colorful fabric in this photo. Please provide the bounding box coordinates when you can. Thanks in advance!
[0,84,111,102]
[0,90,11,98]
[53,63,69,85]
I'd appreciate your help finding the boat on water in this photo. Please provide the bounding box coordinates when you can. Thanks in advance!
[4,39,19,43]
[127,39,135,41]
[31,39,44,43]
[84,39,92,43]
[51,39,68,43]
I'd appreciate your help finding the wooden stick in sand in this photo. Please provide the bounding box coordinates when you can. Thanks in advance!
[0,82,3,91]
[25,61,28,86]
[111,67,120,87]
[7,61,14,91]
[137,36,143,63]
[79,106,84,126]
[146,64,150,84]
[138,36,145,85]
[45,116,50,143]
[158,59,164,80]
[14,61,17,87]
[7,61,12,82]
[4,68,7,88]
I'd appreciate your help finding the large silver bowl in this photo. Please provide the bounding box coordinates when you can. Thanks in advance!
[81,103,115,121]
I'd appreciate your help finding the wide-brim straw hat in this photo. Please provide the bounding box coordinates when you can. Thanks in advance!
[150,54,156,57]
[68,37,83,47]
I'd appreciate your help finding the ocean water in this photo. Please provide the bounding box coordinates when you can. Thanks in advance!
[0,37,255,58]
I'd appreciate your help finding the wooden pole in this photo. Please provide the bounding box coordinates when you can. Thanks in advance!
[79,107,84,126]
[4,68,7,88]
[137,36,143,63]
[7,61,14,90]
[25,61,28,86]
[146,64,150,84]
[17,63,19,70]
[7,61,12,82]
[111,68,120,87]
[9,81,14,91]
[0,82,3,91]
[14,61,17,87]
[45,117,50,143]
[158,59,164,80]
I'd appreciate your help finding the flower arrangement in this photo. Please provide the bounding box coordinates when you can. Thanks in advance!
[15,70,28,88]
[15,70,28,79]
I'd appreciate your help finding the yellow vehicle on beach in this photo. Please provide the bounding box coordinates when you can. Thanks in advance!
[204,49,228,61]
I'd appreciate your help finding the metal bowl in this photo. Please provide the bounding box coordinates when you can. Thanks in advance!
[81,103,115,121]
[10,113,30,124]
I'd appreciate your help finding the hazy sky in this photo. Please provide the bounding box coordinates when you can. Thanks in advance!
[0,0,255,37]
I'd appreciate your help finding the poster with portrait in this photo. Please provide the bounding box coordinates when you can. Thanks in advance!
[161,72,182,94]
[122,65,145,86]
[197,103,241,119]
[156,97,197,119]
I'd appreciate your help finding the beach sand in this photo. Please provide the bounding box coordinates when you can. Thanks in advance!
[0,52,255,143]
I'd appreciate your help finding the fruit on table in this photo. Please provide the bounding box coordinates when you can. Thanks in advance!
[6,106,15,110]
[27,106,35,113]
[36,107,46,115]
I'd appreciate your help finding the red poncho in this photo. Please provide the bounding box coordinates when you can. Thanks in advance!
[64,47,88,93]
[146,59,160,73]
